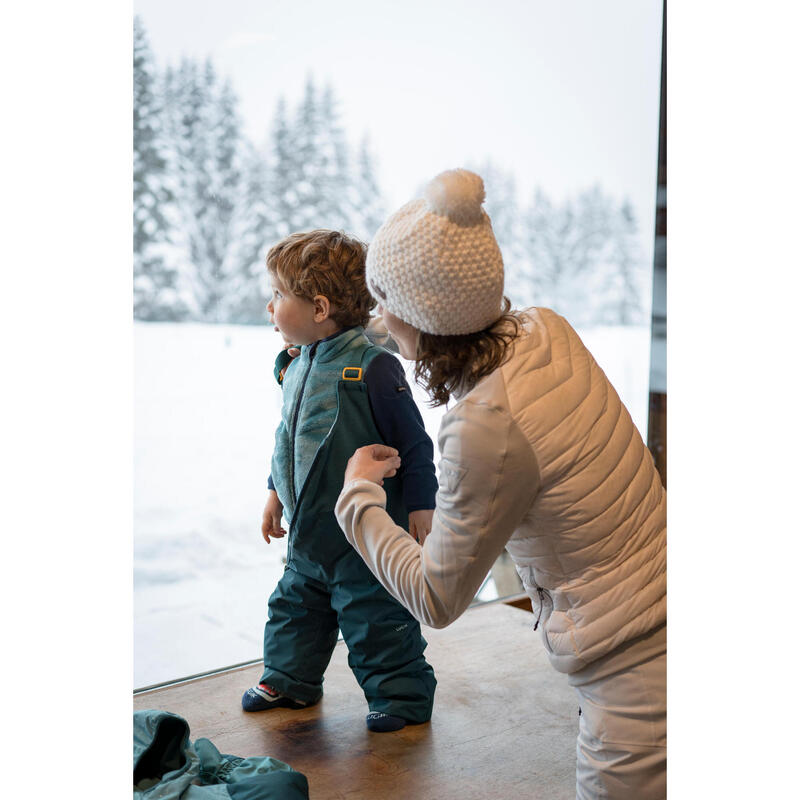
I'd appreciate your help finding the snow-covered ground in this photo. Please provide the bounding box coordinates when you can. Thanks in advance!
[134,320,651,687]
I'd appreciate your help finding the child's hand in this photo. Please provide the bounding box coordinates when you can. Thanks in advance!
[262,490,286,544]
[279,343,300,380]
[408,509,434,545]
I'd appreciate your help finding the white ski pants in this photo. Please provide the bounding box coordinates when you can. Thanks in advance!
[569,624,667,799]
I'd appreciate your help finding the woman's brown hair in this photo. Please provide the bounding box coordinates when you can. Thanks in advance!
[413,297,523,407]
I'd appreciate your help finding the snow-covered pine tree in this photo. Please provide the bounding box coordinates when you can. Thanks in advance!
[264,95,303,240]
[565,187,617,325]
[468,161,524,307]
[350,135,386,241]
[606,201,646,325]
[160,57,208,320]
[291,76,326,231]
[133,17,186,321]
[224,140,272,324]
[264,78,356,243]
[522,186,646,326]
[162,58,254,323]
[520,189,560,312]
[568,187,647,326]
[318,83,352,230]
[200,72,244,322]
[290,77,353,232]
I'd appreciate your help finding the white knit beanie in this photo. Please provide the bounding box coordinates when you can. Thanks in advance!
[366,169,505,336]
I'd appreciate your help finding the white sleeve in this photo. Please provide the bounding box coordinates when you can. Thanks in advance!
[335,399,540,628]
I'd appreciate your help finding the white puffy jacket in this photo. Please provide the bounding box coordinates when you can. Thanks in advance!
[335,308,666,674]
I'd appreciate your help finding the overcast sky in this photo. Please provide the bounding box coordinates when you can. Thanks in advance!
[136,0,662,238]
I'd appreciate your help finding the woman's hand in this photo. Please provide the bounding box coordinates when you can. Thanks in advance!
[344,444,402,486]
[408,508,434,545]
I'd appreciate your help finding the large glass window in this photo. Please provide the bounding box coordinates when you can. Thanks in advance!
[134,0,663,687]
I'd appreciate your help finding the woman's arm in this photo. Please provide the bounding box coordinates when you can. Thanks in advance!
[335,399,540,628]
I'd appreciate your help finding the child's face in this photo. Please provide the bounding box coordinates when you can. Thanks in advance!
[266,274,320,346]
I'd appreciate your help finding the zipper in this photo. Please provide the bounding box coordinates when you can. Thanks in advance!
[291,341,367,522]
[533,588,545,630]
[532,585,552,631]
[288,345,315,508]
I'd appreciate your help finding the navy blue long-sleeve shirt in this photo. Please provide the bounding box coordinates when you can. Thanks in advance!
[268,329,438,512]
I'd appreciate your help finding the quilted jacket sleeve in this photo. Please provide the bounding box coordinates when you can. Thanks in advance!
[335,398,540,628]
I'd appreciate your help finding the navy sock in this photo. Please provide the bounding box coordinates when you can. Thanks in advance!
[366,712,406,732]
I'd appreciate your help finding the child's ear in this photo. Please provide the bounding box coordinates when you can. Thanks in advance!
[312,295,332,322]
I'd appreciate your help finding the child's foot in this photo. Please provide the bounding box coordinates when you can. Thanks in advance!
[365,712,406,732]
[241,683,309,712]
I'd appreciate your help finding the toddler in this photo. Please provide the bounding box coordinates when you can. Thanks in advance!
[242,230,437,732]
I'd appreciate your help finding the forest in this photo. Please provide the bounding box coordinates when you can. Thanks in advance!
[134,17,649,328]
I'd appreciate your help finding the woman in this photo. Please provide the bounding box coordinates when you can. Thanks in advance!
[335,169,666,799]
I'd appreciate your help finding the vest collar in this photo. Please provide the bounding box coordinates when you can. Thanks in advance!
[302,326,365,364]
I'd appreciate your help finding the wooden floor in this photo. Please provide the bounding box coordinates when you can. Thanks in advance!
[134,602,577,799]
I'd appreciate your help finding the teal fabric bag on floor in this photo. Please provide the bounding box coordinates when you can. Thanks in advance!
[133,709,309,799]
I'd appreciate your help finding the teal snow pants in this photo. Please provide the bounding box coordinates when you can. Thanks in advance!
[261,356,436,723]
[260,552,436,722]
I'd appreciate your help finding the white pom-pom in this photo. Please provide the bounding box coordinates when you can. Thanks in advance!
[424,169,486,226]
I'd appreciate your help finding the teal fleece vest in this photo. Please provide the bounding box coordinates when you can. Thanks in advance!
[270,328,408,569]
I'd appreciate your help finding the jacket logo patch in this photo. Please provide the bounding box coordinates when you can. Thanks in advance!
[439,458,468,492]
